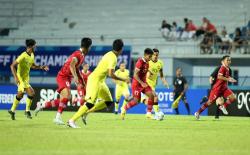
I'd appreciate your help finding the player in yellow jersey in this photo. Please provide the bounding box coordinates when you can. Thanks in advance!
[68,39,129,128]
[113,62,131,114]
[8,39,49,120]
[143,48,169,119]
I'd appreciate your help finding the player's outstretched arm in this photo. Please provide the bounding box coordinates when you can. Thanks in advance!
[31,63,49,71]
[218,74,237,83]
[10,60,20,85]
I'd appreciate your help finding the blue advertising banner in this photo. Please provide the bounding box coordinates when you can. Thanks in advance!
[0,45,131,76]
[118,88,208,115]
[0,85,27,110]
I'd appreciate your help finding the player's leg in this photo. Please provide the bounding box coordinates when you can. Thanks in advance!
[25,86,35,119]
[182,95,191,115]
[144,87,155,119]
[114,86,122,114]
[121,86,141,120]
[219,89,236,115]
[34,98,60,116]
[68,77,98,127]
[195,90,217,119]
[121,88,131,110]
[173,93,180,115]
[8,81,26,120]
[77,85,86,106]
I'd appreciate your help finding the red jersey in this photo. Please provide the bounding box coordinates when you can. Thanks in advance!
[206,23,217,33]
[187,23,197,31]
[81,70,91,84]
[132,57,149,86]
[212,65,230,90]
[58,50,85,77]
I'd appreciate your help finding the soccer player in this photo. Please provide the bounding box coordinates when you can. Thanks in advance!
[68,39,129,128]
[199,61,232,119]
[172,67,190,115]
[120,48,155,120]
[142,48,169,118]
[8,39,49,120]
[113,62,131,114]
[52,38,92,125]
[195,55,237,120]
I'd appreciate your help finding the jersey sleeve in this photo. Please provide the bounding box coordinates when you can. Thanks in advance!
[16,53,25,63]
[108,54,117,70]
[218,66,226,76]
[182,77,187,84]
[73,52,82,63]
[135,59,143,70]
[114,70,119,76]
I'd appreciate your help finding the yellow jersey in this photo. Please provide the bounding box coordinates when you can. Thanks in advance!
[114,69,129,87]
[91,51,117,81]
[16,51,34,82]
[147,59,164,87]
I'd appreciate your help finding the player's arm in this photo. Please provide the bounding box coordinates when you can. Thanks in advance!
[159,69,169,88]
[108,69,128,83]
[70,57,80,85]
[10,60,20,85]
[76,69,86,87]
[182,78,188,95]
[31,63,49,71]
[218,74,237,83]
[134,68,147,88]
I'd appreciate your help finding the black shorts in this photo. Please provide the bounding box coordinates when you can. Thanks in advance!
[174,92,186,101]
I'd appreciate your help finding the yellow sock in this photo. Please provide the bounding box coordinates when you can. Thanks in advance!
[11,96,20,112]
[26,97,32,111]
[121,99,127,109]
[153,105,159,113]
[71,105,89,121]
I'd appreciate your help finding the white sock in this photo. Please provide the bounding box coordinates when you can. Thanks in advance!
[56,112,61,119]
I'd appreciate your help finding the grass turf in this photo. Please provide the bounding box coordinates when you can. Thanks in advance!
[0,110,250,155]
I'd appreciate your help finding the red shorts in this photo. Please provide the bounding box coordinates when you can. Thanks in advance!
[209,87,233,103]
[131,83,152,100]
[77,86,86,97]
[56,74,71,93]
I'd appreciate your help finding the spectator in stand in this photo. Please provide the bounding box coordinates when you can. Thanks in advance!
[220,27,232,54]
[181,20,197,40]
[232,27,247,53]
[161,20,172,39]
[200,33,213,54]
[171,21,182,40]
[195,17,217,38]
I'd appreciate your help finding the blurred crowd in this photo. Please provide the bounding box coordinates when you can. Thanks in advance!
[160,17,250,54]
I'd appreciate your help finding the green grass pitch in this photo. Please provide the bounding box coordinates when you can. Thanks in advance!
[0,110,250,155]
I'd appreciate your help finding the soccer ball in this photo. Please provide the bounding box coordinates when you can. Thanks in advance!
[155,111,165,121]
[216,97,224,106]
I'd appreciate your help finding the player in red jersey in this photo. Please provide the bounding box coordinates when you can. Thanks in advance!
[51,38,92,125]
[34,63,92,116]
[195,55,237,120]
[121,48,155,120]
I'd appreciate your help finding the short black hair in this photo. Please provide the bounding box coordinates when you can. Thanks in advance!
[176,67,182,71]
[221,55,230,61]
[153,48,159,53]
[25,39,36,47]
[113,39,124,51]
[81,38,92,48]
[144,48,153,55]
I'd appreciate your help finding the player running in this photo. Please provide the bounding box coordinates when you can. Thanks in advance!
[120,48,155,120]
[142,48,169,119]
[113,62,131,114]
[51,38,92,125]
[195,55,237,120]
[68,39,129,128]
[8,39,49,120]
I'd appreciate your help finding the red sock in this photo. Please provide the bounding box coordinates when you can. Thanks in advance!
[197,102,209,114]
[57,98,68,113]
[224,98,235,108]
[124,100,137,110]
[44,101,52,109]
[80,98,85,106]
[53,99,60,107]
[147,98,154,112]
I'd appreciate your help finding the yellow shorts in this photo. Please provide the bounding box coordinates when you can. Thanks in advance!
[85,75,112,104]
[17,80,31,92]
[115,85,130,101]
